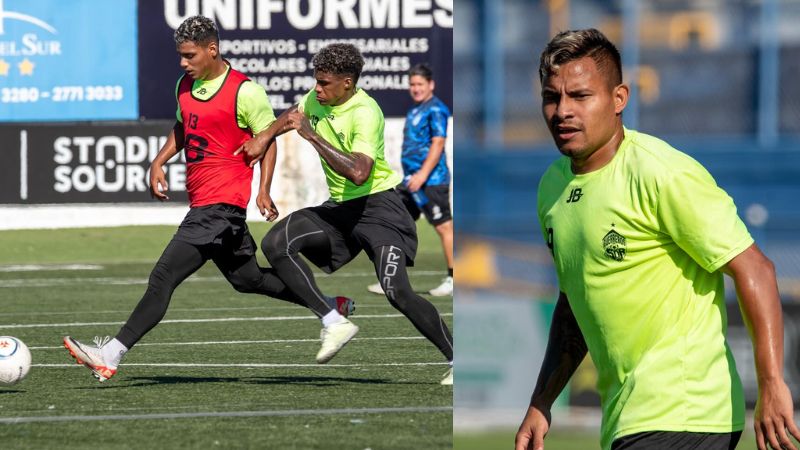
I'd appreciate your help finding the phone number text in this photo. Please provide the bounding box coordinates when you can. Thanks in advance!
[1,86,124,103]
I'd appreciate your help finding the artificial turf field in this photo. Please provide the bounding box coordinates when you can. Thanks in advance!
[0,222,452,449]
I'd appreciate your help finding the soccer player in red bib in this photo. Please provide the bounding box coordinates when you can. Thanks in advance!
[62,16,351,382]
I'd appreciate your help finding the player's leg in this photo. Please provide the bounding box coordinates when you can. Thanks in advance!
[213,231,353,316]
[64,238,208,381]
[261,211,359,363]
[611,430,741,450]
[430,219,454,296]
[367,185,420,295]
[424,185,453,297]
[372,244,454,363]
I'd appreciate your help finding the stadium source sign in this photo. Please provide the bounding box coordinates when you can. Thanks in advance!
[0,122,187,204]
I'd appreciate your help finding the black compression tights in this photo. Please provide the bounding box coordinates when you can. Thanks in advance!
[263,214,454,361]
[115,239,305,349]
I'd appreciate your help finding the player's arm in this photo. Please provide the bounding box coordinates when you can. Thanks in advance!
[723,244,800,450]
[256,140,279,221]
[405,136,446,192]
[516,291,587,450]
[235,105,300,166]
[285,106,373,185]
[149,121,184,201]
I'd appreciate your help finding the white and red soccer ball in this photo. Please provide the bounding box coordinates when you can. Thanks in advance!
[0,336,31,385]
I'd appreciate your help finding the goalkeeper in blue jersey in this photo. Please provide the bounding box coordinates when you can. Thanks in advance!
[368,63,453,297]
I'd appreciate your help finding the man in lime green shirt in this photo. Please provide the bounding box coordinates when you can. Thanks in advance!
[237,43,454,385]
[515,29,800,450]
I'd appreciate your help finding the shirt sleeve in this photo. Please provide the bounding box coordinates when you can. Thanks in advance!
[429,107,449,138]
[236,81,276,134]
[656,160,753,272]
[299,90,313,115]
[175,77,183,122]
[350,104,384,158]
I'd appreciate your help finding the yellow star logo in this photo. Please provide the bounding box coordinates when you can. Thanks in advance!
[0,59,9,76]
[18,58,35,76]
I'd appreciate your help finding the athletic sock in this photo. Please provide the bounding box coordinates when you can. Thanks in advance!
[447,268,453,277]
[101,338,128,369]
[321,310,346,327]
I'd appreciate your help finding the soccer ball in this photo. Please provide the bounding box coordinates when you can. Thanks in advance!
[0,336,32,385]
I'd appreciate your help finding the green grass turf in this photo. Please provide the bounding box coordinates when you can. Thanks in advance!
[454,429,762,450]
[0,222,452,449]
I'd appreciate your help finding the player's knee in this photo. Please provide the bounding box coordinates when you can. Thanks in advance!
[228,273,259,294]
[261,226,287,262]
[434,220,453,235]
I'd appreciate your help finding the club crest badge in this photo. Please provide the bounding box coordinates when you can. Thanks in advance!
[603,229,626,261]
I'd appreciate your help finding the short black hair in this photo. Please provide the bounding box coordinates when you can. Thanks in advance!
[408,63,433,81]
[539,28,622,89]
[174,15,219,46]
[311,43,365,84]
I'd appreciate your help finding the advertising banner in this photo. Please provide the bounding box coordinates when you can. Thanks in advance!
[0,0,138,121]
[0,122,185,204]
[138,0,453,119]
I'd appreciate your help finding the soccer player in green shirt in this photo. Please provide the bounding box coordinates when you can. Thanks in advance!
[515,29,800,450]
[237,43,454,385]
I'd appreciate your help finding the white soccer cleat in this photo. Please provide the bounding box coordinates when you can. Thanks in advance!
[429,276,453,297]
[366,282,385,295]
[440,367,453,385]
[316,319,359,364]
[63,336,117,382]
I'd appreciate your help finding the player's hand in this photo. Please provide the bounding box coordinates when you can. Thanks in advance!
[234,136,268,168]
[149,164,169,201]
[515,405,551,450]
[406,172,427,192]
[256,190,279,222]
[754,379,800,450]
[285,109,314,139]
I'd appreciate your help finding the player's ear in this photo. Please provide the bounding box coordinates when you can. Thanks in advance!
[613,83,629,114]
[208,41,219,59]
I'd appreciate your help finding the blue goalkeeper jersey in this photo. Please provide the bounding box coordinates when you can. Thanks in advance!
[401,95,451,186]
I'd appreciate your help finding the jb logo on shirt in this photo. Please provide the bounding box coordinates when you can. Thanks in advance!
[566,188,583,203]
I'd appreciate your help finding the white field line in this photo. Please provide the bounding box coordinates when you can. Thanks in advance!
[0,306,303,317]
[0,406,453,424]
[0,264,104,272]
[0,312,452,329]
[0,270,446,288]
[29,336,425,350]
[35,362,448,368]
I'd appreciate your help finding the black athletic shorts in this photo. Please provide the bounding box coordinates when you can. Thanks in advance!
[296,188,418,273]
[611,430,742,450]
[173,203,256,257]
[396,183,452,226]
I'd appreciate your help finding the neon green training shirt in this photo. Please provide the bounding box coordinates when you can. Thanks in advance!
[175,64,276,134]
[299,88,402,202]
[537,129,752,449]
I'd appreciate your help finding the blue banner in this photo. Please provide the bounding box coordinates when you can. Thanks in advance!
[0,0,138,121]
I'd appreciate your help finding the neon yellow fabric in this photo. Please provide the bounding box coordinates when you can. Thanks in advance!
[537,129,752,449]
[300,88,402,202]
[175,65,275,134]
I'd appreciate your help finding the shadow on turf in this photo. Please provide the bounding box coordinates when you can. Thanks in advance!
[74,375,421,388]
[0,389,24,394]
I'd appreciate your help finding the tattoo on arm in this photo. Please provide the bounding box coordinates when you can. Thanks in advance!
[531,292,588,408]
[305,133,373,185]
